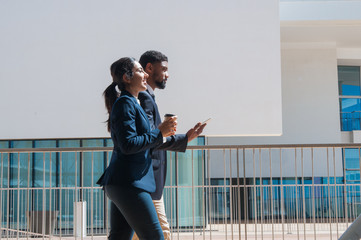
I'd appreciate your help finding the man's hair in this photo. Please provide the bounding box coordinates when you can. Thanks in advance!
[139,50,168,69]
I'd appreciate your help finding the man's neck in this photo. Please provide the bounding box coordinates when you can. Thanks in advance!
[146,84,155,96]
[147,79,156,91]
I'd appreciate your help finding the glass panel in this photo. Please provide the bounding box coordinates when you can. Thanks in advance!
[209,179,230,221]
[11,140,32,148]
[0,141,9,148]
[340,98,361,131]
[345,148,360,169]
[329,177,343,184]
[105,138,113,147]
[59,140,80,187]
[338,66,361,96]
[34,140,57,148]
[8,141,32,188]
[82,139,104,147]
[346,171,360,183]
[282,178,296,185]
[82,139,106,187]
[1,151,10,188]
[33,140,57,188]
[58,139,80,148]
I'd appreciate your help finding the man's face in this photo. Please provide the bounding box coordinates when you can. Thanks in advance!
[152,61,169,89]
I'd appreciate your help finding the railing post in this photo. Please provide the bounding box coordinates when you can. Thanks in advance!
[280,148,285,240]
[243,148,247,240]
[295,148,300,239]
[252,148,257,240]
[312,148,316,239]
[327,148,332,240]
[0,153,3,240]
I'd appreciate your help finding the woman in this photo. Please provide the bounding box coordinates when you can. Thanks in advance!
[97,57,176,240]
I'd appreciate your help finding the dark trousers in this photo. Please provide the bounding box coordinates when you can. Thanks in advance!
[104,185,164,240]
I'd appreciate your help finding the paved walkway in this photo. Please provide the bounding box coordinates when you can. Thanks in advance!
[0,234,344,240]
[2,223,347,240]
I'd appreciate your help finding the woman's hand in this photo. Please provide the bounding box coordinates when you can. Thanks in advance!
[158,117,177,137]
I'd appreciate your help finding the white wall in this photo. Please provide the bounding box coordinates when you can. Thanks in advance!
[207,46,341,146]
[206,45,344,178]
[0,0,282,139]
[280,1,361,21]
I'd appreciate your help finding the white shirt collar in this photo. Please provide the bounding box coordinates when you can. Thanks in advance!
[147,84,155,96]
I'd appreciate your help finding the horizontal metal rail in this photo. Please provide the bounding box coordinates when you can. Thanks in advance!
[1,143,361,153]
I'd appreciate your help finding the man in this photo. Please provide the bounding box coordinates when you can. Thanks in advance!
[132,50,206,240]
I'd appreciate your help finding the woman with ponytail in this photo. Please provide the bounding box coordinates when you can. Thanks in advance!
[97,57,176,240]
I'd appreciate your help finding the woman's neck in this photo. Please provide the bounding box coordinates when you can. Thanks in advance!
[125,88,139,98]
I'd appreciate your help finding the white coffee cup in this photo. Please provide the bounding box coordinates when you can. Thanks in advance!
[164,113,177,121]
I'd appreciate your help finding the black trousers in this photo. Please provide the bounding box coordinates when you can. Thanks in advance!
[104,185,164,240]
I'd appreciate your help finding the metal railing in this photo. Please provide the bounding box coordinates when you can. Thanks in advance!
[1,143,361,239]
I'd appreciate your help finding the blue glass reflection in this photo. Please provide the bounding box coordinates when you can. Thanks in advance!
[340,98,361,131]
[342,85,361,96]
[345,148,360,169]
[338,66,360,96]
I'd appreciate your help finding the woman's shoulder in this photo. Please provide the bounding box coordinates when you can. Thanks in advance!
[115,94,135,105]
[112,94,136,112]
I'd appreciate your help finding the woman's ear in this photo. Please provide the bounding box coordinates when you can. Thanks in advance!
[123,74,131,84]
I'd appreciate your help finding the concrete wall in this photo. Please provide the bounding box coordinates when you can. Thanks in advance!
[280,1,361,21]
[206,45,344,178]
[0,0,282,139]
[207,46,341,146]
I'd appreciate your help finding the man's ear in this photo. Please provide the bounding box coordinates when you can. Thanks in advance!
[145,63,153,73]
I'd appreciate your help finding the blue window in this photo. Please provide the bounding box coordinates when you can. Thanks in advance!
[338,66,361,131]
[340,98,361,131]
[338,66,361,96]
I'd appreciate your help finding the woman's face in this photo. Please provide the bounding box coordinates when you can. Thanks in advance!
[127,61,148,95]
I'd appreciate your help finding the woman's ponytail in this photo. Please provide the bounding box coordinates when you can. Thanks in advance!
[103,57,135,132]
[103,82,118,132]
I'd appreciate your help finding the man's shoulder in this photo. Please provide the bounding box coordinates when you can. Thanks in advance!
[139,90,151,99]
[138,91,153,104]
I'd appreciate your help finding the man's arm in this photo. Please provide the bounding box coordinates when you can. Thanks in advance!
[156,134,188,152]
[156,122,207,152]
[185,122,206,142]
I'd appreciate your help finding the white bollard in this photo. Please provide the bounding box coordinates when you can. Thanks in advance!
[74,201,87,237]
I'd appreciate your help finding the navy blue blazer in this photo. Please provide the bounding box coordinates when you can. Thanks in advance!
[138,89,188,200]
[97,90,164,193]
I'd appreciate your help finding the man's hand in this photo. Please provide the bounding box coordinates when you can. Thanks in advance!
[186,122,207,142]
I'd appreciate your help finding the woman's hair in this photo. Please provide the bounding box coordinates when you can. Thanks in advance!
[103,57,136,132]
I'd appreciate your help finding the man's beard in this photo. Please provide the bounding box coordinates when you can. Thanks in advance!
[155,80,166,89]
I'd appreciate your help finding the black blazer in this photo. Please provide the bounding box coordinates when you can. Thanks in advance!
[138,89,188,200]
[97,91,164,193]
